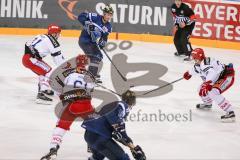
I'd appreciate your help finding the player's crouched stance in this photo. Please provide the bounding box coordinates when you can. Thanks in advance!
[22,24,65,104]
[82,90,146,160]
[183,48,235,122]
[40,55,95,160]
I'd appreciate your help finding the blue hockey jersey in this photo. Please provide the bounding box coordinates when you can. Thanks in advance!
[78,12,112,44]
[82,101,130,139]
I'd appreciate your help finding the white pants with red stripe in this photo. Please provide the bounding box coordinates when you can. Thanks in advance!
[200,75,234,113]
[39,72,52,92]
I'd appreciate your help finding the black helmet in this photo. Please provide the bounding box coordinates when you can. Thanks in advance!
[102,4,114,14]
[121,90,136,106]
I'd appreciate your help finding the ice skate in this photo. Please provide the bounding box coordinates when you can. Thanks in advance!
[42,89,54,96]
[40,145,59,160]
[196,104,212,109]
[221,111,235,123]
[174,52,186,57]
[36,92,53,105]
[183,55,192,61]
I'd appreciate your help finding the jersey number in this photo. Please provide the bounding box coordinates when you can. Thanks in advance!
[32,38,42,47]
[74,80,83,88]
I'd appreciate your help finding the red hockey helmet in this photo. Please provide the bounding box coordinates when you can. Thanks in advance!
[47,24,61,35]
[191,48,205,62]
[76,54,88,71]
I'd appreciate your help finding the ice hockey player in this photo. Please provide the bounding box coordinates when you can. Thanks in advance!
[171,0,196,61]
[78,4,113,80]
[22,24,65,104]
[40,55,96,160]
[183,48,235,122]
[82,90,146,160]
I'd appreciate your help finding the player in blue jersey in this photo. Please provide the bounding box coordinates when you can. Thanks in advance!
[82,90,146,160]
[78,4,113,79]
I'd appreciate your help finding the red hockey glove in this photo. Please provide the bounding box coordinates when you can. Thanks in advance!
[183,72,192,80]
[199,81,213,97]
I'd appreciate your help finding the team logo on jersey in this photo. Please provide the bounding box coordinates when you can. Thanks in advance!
[181,10,184,14]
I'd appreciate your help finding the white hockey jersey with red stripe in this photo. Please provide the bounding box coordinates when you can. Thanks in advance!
[189,57,225,84]
[26,34,64,66]
[64,72,95,91]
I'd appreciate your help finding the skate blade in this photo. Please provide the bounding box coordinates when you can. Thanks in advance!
[221,117,236,123]
[196,107,212,110]
[35,99,53,105]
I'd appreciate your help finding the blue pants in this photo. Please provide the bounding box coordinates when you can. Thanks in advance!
[79,41,103,76]
[84,130,130,160]
[79,41,103,61]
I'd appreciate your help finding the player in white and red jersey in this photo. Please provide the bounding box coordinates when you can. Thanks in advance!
[22,24,65,104]
[183,48,235,122]
[40,55,96,160]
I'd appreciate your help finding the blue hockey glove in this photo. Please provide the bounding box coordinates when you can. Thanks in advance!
[84,21,95,33]
[98,39,107,49]
[112,123,132,145]
[131,145,146,160]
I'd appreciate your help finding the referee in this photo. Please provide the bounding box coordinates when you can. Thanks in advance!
[171,0,196,61]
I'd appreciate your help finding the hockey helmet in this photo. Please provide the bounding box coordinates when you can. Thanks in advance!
[76,54,88,72]
[121,90,136,106]
[47,24,61,35]
[191,48,205,62]
[102,4,114,15]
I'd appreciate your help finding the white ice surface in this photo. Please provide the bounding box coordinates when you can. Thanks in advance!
[0,35,240,160]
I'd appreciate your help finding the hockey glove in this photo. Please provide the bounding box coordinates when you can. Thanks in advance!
[112,123,133,145]
[88,24,95,32]
[199,81,212,97]
[131,145,146,160]
[84,21,95,33]
[183,71,192,80]
[112,131,124,143]
[98,38,107,49]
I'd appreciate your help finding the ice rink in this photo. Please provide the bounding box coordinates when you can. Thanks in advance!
[0,35,240,160]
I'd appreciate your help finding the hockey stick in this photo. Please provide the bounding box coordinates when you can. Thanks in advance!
[142,77,184,96]
[96,83,121,96]
[100,47,127,82]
